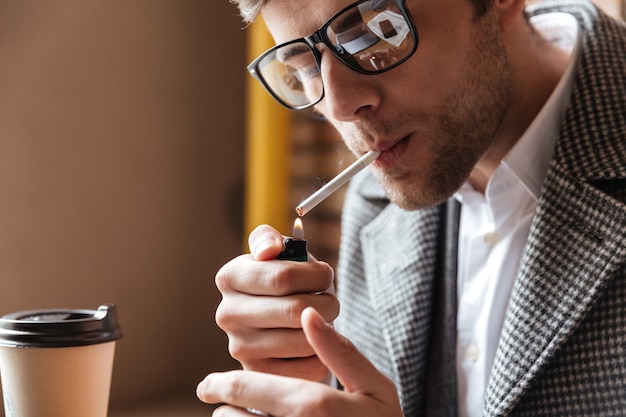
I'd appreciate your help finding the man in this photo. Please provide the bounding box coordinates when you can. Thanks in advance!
[197,0,626,415]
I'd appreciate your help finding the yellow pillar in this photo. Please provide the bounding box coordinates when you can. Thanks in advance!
[244,18,292,245]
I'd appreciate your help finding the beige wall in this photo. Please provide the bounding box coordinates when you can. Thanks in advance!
[0,0,244,413]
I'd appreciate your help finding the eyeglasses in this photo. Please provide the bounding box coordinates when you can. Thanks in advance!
[247,0,418,110]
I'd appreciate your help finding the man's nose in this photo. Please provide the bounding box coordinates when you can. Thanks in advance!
[319,52,381,121]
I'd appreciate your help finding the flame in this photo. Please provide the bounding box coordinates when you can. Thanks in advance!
[293,218,304,240]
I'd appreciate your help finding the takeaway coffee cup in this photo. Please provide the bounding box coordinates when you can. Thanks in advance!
[0,304,122,417]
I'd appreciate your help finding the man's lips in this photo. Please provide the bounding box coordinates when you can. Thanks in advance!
[372,136,410,170]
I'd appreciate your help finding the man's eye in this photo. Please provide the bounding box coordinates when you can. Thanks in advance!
[295,64,320,81]
[283,51,316,68]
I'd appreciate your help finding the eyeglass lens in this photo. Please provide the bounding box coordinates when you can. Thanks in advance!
[253,0,415,109]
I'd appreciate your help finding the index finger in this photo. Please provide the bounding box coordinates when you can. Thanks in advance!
[196,370,338,416]
[216,255,334,296]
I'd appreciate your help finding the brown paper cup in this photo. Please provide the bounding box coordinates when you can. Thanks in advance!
[0,304,122,417]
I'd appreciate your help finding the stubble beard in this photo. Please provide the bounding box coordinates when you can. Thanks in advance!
[374,12,512,211]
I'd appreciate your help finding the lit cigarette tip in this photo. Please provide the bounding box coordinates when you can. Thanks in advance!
[296,150,380,217]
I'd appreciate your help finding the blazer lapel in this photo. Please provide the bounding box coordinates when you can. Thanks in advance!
[485,163,626,415]
[360,202,442,415]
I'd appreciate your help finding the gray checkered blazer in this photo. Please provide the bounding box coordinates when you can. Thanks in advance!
[335,1,626,416]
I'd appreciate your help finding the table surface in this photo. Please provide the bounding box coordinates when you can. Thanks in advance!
[109,395,215,417]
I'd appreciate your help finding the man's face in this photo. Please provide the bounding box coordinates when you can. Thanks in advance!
[262,0,511,210]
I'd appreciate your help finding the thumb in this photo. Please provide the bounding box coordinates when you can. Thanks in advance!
[301,307,397,397]
[248,224,284,260]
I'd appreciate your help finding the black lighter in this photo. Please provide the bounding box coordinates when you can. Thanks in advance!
[276,218,308,262]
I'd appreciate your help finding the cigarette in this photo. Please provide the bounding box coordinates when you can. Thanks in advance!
[296,150,380,216]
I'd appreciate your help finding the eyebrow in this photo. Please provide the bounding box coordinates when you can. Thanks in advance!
[276,42,312,62]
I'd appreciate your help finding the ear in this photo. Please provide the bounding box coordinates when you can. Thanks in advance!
[492,0,526,33]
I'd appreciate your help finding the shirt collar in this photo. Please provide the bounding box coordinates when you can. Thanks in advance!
[456,12,582,204]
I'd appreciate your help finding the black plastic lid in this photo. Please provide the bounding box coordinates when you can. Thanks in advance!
[0,304,122,348]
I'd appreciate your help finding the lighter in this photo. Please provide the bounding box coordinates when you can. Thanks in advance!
[276,218,308,261]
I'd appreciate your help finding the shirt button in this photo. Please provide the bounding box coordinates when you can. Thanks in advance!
[483,232,499,247]
[465,344,480,362]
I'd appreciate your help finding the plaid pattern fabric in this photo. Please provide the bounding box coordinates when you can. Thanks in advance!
[335,1,626,416]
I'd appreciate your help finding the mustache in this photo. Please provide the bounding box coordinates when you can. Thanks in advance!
[343,112,430,149]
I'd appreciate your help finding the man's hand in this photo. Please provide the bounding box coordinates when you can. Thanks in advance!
[197,307,403,417]
[215,225,339,382]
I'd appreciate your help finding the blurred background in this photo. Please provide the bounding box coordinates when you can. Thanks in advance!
[0,1,624,416]
[0,1,244,415]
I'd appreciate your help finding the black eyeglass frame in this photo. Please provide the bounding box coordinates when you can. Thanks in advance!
[246,0,419,110]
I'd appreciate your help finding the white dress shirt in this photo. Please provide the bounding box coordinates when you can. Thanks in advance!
[454,12,582,417]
